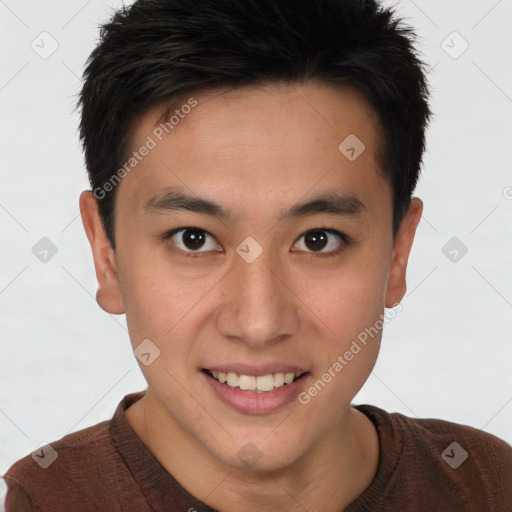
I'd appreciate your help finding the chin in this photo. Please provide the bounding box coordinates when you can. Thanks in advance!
[213,433,306,473]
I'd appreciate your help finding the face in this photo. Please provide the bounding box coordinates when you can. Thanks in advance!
[80,82,422,472]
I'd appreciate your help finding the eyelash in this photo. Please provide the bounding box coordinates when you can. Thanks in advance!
[159,226,350,259]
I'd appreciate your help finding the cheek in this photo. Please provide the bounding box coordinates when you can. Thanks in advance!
[117,242,222,380]
[120,268,171,344]
[298,245,390,398]
[304,251,390,342]
[298,274,386,417]
[116,242,187,349]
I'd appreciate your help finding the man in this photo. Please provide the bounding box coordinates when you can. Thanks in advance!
[4,0,512,510]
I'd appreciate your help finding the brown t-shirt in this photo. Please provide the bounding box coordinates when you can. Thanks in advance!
[3,390,512,511]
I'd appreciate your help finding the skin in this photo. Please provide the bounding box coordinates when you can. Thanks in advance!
[79,82,423,511]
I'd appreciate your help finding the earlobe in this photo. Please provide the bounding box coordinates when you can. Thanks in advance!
[79,190,125,314]
[385,198,423,308]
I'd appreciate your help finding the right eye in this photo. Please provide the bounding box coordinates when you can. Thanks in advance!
[162,227,223,257]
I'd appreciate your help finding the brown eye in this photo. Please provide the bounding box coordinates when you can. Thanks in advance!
[167,228,220,254]
[293,228,347,256]
[180,229,206,250]
[304,231,329,251]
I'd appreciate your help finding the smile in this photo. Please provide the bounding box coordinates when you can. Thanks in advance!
[203,369,306,393]
[201,369,311,414]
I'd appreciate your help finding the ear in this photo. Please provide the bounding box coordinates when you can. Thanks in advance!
[79,190,124,314]
[385,198,423,308]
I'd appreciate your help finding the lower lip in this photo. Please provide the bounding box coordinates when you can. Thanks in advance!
[202,370,311,415]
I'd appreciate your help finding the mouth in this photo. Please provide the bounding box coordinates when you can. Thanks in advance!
[201,368,309,394]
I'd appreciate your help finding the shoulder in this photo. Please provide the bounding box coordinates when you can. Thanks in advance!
[398,412,512,471]
[357,405,512,510]
[3,419,115,511]
[405,413,512,507]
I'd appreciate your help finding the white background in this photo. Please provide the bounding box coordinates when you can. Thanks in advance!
[1,0,511,482]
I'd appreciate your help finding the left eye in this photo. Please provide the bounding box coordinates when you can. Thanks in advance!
[293,229,347,255]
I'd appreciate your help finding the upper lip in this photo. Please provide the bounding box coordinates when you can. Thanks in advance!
[203,363,309,377]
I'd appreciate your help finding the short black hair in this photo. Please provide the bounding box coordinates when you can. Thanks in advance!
[78,0,431,249]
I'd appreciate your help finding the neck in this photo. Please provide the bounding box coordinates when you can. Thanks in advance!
[125,391,379,512]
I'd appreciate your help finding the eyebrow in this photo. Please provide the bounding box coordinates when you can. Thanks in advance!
[143,189,366,221]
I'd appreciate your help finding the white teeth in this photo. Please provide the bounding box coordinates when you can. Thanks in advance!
[227,372,238,387]
[274,373,285,387]
[256,374,274,392]
[239,375,256,391]
[208,370,303,392]
[284,372,295,384]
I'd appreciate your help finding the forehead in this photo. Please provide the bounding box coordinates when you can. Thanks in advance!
[115,82,388,221]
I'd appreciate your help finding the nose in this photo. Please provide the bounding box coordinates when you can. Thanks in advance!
[215,247,301,349]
